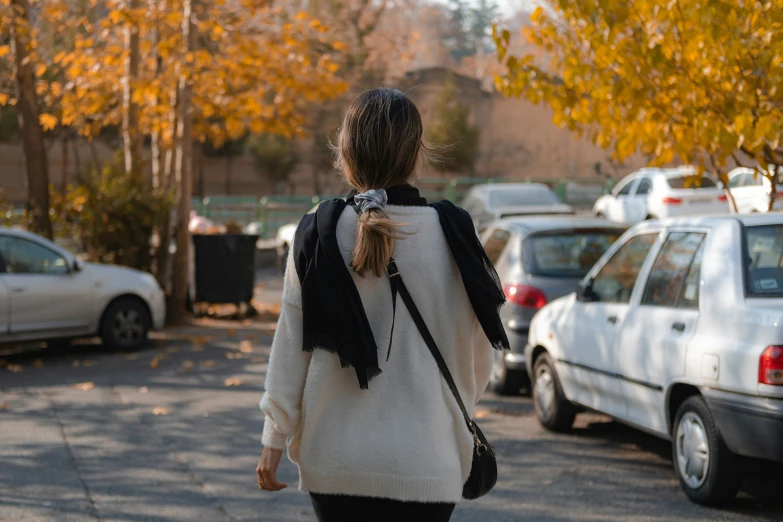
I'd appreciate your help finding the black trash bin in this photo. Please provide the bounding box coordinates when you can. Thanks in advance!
[192,234,258,304]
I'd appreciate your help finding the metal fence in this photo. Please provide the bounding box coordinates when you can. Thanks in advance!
[193,177,613,239]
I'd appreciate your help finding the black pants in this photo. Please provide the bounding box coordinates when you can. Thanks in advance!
[310,493,455,522]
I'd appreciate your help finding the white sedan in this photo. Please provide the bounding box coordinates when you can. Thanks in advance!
[526,214,783,505]
[594,167,729,224]
[0,228,166,350]
[726,166,782,213]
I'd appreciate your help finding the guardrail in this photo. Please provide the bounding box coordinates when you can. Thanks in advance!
[193,177,614,239]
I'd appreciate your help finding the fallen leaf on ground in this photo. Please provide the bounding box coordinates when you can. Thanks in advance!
[191,344,204,352]
[152,406,169,416]
[250,357,266,363]
[138,386,149,393]
[238,340,254,353]
[226,352,245,360]
[224,377,245,387]
[33,359,43,368]
[199,360,216,369]
[0,359,7,367]
[181,360,195,372]
[474,409,490,419]
[227,329,237,336]
[166,346,180,353]
[0,402,10,410]
[83,360,96,368]
[71,360,81,368]
[150,355,165,369]
[71,382,95,391]
[124,353,138,361]
[7,364,22,373]
[156,339,167,347]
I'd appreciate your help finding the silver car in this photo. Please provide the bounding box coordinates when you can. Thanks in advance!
[0,228,166,350]
[482,217,627,394]
[462,183,575,232]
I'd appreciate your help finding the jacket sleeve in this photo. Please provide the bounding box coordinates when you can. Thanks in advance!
[259,246,312,449]
[472,319,494,405]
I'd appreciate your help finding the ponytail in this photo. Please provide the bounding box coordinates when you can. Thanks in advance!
[351,208,405,277]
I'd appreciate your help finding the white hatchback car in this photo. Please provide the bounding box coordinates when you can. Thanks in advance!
[594,167,730,224]
[726,167,782,214]
[526,214,783,505]
[0,228,166,350]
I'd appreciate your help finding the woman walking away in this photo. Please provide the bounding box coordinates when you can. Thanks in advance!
[256,87,509,522]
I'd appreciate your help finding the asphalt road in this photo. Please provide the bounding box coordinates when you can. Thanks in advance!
[1,324,781,522]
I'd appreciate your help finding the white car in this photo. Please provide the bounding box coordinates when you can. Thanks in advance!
[0,228,166,350]
[726,167,782,213]
[525,214,783,505]
[593,167,729,224]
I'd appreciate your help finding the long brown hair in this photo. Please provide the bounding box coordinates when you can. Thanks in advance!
[334,88,430,277]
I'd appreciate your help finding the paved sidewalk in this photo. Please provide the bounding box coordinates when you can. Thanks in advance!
[1,323,781,521]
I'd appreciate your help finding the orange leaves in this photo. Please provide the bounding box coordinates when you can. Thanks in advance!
[71,382,95,391]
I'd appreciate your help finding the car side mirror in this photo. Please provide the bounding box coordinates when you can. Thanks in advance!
[576,279,596,302]
[72,259,83,272]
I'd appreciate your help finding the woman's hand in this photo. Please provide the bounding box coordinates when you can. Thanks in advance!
[256,447,288,492]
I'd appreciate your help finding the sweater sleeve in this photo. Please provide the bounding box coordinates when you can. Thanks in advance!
[472,319,494,405]
[259,246,312,450]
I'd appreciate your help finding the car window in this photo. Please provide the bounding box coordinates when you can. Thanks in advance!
[487,186,560,208]
[728,174,745,188]
[523,229,624,278]
[666,175,718,189]
[483,229,512,265]
[642,232,706,308]
[744,224,783,297]
[591,233,658,304]
[616,179,635,196]
[0,236,69,275]
[635,178,652,195]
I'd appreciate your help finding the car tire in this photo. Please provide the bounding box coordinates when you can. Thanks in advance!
[532,352,577,432]
[489,351,530,396]
[672,396,740,505]
[100,298,151,351]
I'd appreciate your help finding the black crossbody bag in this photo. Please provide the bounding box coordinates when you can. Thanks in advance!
[386,259,498,500]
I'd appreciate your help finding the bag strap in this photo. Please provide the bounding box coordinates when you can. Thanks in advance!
[386,259,474,432]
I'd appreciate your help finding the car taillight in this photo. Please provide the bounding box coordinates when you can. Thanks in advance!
[662,197,683,205]
[759,346,783,385]
[718,194,728,202]
[504,284,547,309]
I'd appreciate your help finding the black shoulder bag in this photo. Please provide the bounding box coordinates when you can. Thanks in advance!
[386,259,498,500]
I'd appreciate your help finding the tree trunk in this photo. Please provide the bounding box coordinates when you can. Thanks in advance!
[169,0,195,325]
[88,138,102,172]
[197,143,205,198]
[150,0,163,190]
[60,132,69,192]
[154,83,179,289]
[11,0,52,239]
[71,133,82,174]
[769,167,779,212]
[122,0,143,176]
[225,155,232,195]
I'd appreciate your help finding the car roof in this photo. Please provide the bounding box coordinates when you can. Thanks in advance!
[468,182,551,194]
[0,227,47,242]
[633,213,783,231]
[492,216,628,234]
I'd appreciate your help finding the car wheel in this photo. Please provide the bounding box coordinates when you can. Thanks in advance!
[489,350,529,396]
[100,298,150,351]
[532,352,576,432]
[672,396,740,505]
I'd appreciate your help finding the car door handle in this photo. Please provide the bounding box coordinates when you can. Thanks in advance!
[672,322,686,332]
[607,316,618,324]
[9,287,26,293]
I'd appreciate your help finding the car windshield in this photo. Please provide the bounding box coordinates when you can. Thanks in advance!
[745,224,783,297]
[523,229,624,278]
[666,175,717,189]
[488,187,561,208]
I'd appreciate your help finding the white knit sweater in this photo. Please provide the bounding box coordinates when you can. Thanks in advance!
[259,204,494,504]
